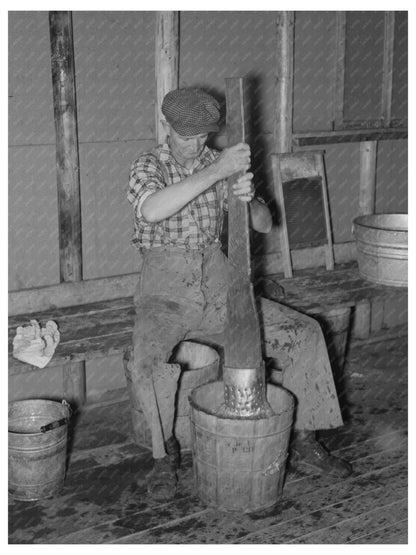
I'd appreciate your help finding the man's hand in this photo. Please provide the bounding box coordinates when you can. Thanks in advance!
[230,172,272,232]
[213,143,251,180]
[232,172,255,203]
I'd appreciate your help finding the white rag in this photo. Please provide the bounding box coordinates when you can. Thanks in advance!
[13,319,60,368]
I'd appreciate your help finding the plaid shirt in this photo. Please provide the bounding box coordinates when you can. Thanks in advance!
[127,143,227,250]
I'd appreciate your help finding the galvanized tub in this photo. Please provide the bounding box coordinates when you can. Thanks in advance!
[353,213,408,287]
[190,381,294,513]
[8,399,70,501]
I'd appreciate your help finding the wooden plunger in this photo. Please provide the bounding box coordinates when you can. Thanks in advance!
[218,77,273,419]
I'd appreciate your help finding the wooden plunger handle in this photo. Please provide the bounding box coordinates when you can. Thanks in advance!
[221,77,273,418]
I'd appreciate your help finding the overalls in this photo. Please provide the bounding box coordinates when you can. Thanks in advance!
[125,242,343,459]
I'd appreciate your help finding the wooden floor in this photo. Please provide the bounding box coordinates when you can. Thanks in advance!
[9,331,408,544]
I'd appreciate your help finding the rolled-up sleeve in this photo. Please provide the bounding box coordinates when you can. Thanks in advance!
[127,154,165,219]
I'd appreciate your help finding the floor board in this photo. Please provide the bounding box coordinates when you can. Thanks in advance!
[9,334,408,544]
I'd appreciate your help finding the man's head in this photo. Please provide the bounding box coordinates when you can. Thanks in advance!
[162,88,220,136]
[161,88,220,167]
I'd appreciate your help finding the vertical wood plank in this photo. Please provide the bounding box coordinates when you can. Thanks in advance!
[381,12,395,127]
[50,11,82,283]
[225,78,250,278]
[317,154,335,271]
[359,141,378,216]
[49,11,86,407]
[273,12,294,278]
[352,300,372,340]
[370,298,385,333]
[333,12,347,129]
[155,11,179,144]
[356,140,378,339]
[271,155,293,278]
[273,11,294,154]
[224,77,262,369]
[222,78,271,417]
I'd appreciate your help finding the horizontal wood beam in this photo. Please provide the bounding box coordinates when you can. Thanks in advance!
[9,241,361,316]
[9,273,139,316]
[292,128,407,147]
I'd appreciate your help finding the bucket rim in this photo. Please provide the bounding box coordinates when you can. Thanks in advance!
[189,380,295,418]
[8,399,70,436]
[353,213,408,233]
[173,340,220,368]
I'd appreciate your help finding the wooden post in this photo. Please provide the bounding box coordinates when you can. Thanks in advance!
[381,12,395,127]
[273,11,294,154]
[49,11,86,408]
[355,140,378,339]
[359,141,378,216]
[155,11,179,144]
[333,12,347,129]
[271,155,293,277]
[273,12,294,276]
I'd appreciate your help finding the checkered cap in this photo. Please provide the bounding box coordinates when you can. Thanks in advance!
[162,88,220,136]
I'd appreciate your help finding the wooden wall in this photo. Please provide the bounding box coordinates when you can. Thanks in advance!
[8,11,408,402]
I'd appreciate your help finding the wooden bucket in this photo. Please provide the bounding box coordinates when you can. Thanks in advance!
[315,307,351,372]
[172,341,220,449]
[189,381,294,513]
[8,399,70,501]
[124,342,220,450]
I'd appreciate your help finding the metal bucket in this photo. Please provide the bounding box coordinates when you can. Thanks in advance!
[8,399,70,501]
[189,381,294,513]
[353,213,408,287]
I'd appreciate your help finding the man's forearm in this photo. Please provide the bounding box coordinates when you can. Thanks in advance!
[141,164,222,223]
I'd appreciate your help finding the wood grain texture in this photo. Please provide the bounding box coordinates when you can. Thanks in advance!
[274,11,294,154]
[359,141,378,216]
[8,263,407,375]
[381,12,395,126]
[333,11,347,129]
[224,77,262,369]
[49,11,82,284]
[8,335,407,544]
[292,128,408,146]
[49,11,85,406]
[155,11,179,144]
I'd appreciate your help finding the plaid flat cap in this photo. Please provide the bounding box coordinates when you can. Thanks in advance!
[162,88,220,136]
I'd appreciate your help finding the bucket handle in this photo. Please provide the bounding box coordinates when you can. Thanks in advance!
[40,400,72,433]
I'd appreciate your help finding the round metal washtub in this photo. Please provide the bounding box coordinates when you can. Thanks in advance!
[353,213,408,287]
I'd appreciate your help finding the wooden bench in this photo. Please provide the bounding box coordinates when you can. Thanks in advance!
[9,262,407,404]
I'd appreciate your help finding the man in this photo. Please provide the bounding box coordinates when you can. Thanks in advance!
[126,87,351,501]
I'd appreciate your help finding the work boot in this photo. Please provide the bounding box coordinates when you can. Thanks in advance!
[165,436,181,470]
[147,456,177,501]
[290,431,352,478]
